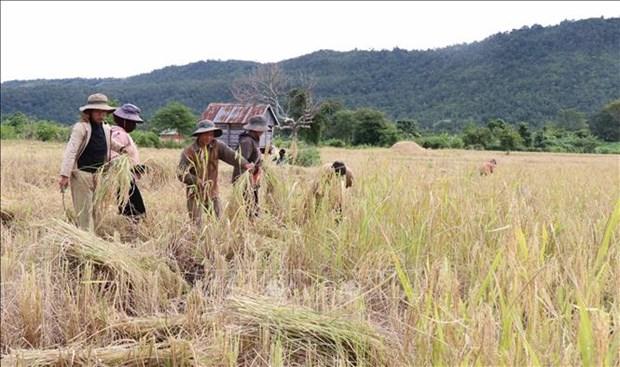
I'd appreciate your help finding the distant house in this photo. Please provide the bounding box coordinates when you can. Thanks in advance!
[201,103,280,151]
[159,128,183,143]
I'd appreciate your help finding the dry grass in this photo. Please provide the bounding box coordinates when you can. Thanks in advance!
[1,139,619,366]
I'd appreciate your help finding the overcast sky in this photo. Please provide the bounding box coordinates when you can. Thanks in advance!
[1,1,618,82]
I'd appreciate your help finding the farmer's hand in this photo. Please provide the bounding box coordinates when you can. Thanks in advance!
[251,170,262,186]
[59,175,69,192]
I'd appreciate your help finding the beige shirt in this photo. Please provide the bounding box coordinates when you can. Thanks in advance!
[59,121,124,177]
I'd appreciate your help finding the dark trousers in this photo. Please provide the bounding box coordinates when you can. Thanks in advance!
[119,180,146,220]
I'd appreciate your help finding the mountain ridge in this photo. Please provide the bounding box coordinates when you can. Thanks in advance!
[2,17,618,127]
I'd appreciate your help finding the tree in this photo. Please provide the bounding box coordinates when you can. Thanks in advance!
[3,112,31,127]
[590,100,620,142]
[279,87,321,140]
[231,64,291,121]
[462,123,493,148]
[496,127,524,151]
[556,108,588,131]
[325,109,357,144]
[352,108,399,147]
[300,99,343,144]
[517,122,532,147]
[150,101,196,137]
[396,119,421,138]
[232,64,321,141]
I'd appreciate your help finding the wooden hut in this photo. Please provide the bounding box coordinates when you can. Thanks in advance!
[159,128,183,143]
[201,103,280,151]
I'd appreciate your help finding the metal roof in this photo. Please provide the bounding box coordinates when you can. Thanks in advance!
[159,128,180,136]
[201,103,279,126]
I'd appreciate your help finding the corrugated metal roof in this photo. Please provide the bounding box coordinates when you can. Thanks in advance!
[201,103,279,125]
[159,128,180,136]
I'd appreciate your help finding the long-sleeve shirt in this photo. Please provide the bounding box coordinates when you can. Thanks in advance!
[177,139,248,199]
[59,121,124,177]
[110,126,140,165]
[232,132,262,183]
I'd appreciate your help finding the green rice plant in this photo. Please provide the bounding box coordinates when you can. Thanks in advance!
[592,198,620,279]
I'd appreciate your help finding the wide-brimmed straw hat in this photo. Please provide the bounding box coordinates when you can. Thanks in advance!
[79,93,116,112]
[243,115,269,132]
[113,103,144,123]
[192,119,223,137]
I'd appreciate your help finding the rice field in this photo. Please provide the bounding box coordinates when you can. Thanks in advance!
[1,139,619,366]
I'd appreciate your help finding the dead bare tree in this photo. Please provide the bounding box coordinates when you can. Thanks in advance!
[231,64,291,121]
[231,64,321,140]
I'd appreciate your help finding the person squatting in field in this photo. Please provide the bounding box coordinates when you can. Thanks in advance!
[177,120,254,226]
[232,115,268,218]
[479,158,497,176]
[111,103,147,222]
[59,93,128,232]
[305,161,354,219]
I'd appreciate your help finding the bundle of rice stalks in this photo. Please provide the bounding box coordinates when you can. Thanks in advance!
[141,158,172,190]
[46,220,188,303]
[227,295,392,366]
[93,155,134,212]
[1,338,193,366]
[104,310,218,341]
[1,207,15,225]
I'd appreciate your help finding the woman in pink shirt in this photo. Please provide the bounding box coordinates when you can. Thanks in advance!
[112,104,146,221]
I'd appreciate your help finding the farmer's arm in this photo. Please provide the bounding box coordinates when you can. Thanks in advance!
[59,123,85,177]
[237,138,256,174]
[218,141,251,169]
[177,149,197,185]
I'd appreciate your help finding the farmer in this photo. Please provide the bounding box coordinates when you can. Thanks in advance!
[274,148,287,165]
[306,160,354,217]
[479,158,497,176]
[58,93,126,232]
[232,115,267,218]
[111,103,146,221]
[178,119,254,226]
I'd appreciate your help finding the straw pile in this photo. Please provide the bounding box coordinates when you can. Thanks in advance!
[46,220,188,299]
[391,141,426,154]
[1,339,193,366]
[228,295,391,366]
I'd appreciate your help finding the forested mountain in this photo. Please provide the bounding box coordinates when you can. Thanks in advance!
[1,17,618,128]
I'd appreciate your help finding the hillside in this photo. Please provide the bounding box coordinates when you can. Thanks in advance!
[1,17,618,127]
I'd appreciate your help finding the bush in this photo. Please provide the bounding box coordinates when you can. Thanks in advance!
[417,134,463,149]
[595,143,620,154]
[0,124,17,139]
[322,138,346,148]
[132,131,162,148]
[35,122,70,142]
[292,145,321,167]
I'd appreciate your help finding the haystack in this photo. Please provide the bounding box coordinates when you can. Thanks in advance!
[391,141,426,154]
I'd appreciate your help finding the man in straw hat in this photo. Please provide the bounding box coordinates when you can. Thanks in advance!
[177,119,254,226]
[111,103,146,221]
[232,115,268,218]
[58,93,127,232]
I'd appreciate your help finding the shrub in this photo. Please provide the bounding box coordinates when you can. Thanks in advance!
[292,145,321,167]
[323,138,346,148]
[595,143,620,154]
[132,131,162,148]
[35,122,70,142]
[417,134,463,149]
[0,124,17,139]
